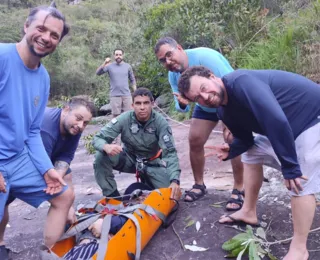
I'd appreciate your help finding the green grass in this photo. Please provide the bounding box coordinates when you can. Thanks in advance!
[233,1,320,76]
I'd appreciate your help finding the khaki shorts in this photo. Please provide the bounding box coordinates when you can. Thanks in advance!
[241,123,320,197]
[110,96,132,116]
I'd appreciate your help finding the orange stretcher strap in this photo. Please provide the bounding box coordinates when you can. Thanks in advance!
[148,149,162,161]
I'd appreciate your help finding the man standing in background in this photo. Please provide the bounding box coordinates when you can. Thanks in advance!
[96,48,137,117]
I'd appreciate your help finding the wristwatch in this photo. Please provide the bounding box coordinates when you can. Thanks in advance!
[170,179,180,185]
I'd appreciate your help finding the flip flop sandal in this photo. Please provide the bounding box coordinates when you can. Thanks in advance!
[184,184,207,202]
[226,189,245,211]
[219,215,260,228]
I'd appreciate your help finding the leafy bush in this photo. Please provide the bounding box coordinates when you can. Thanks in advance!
[82,132,97,155]
[136,0,269,100]
[2,0,319,119]
[233,0,320,79]
[135,49,169,96]
[94,90,109,109]
[222,226,277,260]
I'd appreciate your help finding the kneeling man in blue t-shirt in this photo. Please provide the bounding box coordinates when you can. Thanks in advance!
[0,97,95,259]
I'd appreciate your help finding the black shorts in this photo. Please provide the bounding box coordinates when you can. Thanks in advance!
[192,105,219,122]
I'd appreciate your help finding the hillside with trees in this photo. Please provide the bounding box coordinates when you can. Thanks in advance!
[1,0,319,118]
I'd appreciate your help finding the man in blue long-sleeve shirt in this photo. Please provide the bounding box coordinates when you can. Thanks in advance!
[178,66,320,260]
[0,5,73,258]
[154,37,244,211]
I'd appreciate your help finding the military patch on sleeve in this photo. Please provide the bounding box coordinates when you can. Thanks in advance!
[167,126,172,135]
[163,134,170,142]
[163,134,174,149]
[111,118,118,124]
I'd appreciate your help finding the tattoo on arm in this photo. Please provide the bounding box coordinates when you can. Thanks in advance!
[54,161,70,175]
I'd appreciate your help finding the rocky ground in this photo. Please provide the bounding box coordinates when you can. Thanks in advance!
[4,116,320,260]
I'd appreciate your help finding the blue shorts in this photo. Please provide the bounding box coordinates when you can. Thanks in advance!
[192,105,219,122]
[0,147,67,221]
[6,167,71,206]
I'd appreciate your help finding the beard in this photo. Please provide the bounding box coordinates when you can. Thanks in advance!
[63,123,72,136]
[217,86,224,104]
[167,63,183,73]
[62,122,80,136]
[116,58,122,63]
[205,84,224,108]
[27,38,51,58]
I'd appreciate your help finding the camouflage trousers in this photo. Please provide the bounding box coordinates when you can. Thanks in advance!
[93,150,170,197]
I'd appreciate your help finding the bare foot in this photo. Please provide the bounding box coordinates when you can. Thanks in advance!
[283,248,308,260]
[219,210,258,225]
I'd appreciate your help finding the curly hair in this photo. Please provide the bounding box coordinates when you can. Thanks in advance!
[178,66,212,98]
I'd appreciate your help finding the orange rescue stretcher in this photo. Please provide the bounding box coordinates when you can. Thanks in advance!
[49,187,177,260]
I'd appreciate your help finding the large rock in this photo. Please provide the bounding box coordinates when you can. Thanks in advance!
[155,93,172,113]
[99,103,112,115]
[91,115,110,125]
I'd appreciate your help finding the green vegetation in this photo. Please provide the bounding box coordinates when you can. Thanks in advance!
[1,0,319,119]
[82,132,97,154]
[3,0,320,257]
[235,1,320,80]
[222,226,277,259]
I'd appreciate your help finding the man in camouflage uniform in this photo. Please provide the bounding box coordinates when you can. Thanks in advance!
[92,88,181,200]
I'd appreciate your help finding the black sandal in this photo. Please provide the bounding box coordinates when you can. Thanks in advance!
[226,189,245,211]
[184,184,207,202]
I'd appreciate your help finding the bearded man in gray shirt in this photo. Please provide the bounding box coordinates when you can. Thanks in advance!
[96,48,137,117]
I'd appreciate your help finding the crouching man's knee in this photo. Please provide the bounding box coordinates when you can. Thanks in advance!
[188,133,207,151]
[50,187,75,209]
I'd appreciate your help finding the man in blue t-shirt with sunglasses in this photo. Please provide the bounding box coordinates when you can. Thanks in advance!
[154,37,244,210]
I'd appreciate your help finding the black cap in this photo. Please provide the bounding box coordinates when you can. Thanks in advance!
[124,182,153,195]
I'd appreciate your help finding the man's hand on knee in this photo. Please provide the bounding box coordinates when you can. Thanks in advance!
[0,172,6,193]
[285,175,308,194]
[103,144,122,156]
[204,143,229,161]
[43,169,67,195]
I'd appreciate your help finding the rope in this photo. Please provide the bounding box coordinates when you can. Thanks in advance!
[153,103,223,134]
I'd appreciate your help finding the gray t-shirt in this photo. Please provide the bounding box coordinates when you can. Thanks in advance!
[98,62,136,97]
